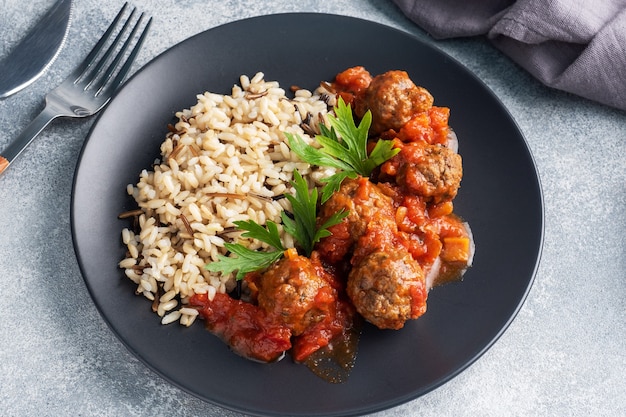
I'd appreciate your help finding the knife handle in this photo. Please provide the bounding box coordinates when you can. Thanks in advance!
[0,156,8,175]
[0,106,59,176]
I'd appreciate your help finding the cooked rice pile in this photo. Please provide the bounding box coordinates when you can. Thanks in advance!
[119,72,335,326]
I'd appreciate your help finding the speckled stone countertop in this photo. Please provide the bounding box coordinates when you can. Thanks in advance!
[1,1,624,416]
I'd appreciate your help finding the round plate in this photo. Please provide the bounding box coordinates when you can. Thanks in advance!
[71,13,543,417]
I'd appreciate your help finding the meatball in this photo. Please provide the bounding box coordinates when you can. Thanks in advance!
[316,177,397,264]
[256,252,334,335]
[347,249,427,330]
[396,142,462,202]
[355,70,434,135]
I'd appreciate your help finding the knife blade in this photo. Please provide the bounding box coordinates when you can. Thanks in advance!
[0,0,73,99]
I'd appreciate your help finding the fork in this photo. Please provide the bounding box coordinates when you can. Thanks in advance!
[0,3,151,175]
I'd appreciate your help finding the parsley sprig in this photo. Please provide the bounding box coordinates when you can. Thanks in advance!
[281,171,348,257]
[205,219,285,280]
[204,171,346,280]
[285,96,400,203]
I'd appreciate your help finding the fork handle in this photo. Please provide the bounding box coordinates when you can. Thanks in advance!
[0,106,59,175]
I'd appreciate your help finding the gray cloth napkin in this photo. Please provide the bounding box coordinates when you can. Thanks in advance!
[392,0,626,111]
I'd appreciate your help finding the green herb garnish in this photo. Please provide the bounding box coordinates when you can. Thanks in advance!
[205,219,285,280]
[281,170,348,257]
[205,170,347,279]
[285,96,400,203]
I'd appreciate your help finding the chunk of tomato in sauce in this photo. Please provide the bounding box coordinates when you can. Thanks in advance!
[332,66,373,106]
[189,292,292,363]
[397,106,450,146]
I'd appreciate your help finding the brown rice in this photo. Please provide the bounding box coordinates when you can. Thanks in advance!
[119,72,335,326]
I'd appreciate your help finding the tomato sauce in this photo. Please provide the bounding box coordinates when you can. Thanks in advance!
[332,66,472,286]
[190,253,360,379]
[397,106,450,145]
[333,66,372,105]
[291,295,357,362]
[189,292,292,363]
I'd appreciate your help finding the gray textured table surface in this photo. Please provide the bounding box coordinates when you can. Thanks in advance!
[1,1,625,416]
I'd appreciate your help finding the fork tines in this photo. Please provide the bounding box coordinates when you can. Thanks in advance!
[73,3,152,96]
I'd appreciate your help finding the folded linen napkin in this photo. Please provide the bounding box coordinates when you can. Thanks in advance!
[392,0,626,111]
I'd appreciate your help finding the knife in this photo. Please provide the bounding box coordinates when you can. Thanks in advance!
[0,0,73,99]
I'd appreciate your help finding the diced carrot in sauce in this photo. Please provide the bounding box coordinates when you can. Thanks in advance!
[428,201,454,218]
[441,237,471,263]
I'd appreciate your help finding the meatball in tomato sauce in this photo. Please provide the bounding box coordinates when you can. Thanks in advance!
[316,178,428,330]
[347,249,427,330]
[256,250,336,336]
[316,177,397,265]
[393,142,462,203]
[354,70,434,135]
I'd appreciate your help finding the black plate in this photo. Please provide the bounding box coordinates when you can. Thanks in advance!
[71,13,543,417]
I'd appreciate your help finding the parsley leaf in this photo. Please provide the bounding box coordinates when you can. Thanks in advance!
[205,242,284,281]
[236,219,285,252]
[205,171,347,279]
[285,96,400,203]
[318,170,357,204]
[281,170,347,256]
[204,220,285,280]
